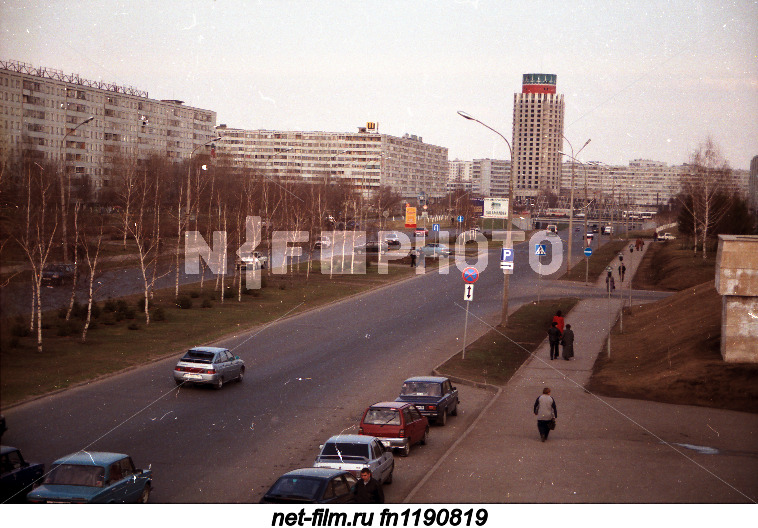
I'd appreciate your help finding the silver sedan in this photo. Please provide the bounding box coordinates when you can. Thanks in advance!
[173,347,244,390]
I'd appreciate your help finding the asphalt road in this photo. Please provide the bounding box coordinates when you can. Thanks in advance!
[2,229,660,503]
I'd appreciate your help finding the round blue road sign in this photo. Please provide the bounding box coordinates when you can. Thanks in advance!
[584,247,593,257]
[462,267,479,284]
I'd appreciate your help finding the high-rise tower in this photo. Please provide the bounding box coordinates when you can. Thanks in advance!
[512,73,564,204]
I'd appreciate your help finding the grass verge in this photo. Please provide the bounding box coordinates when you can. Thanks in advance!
[437,298,579,386]
[1,260,414,406]
[561,240,628,282]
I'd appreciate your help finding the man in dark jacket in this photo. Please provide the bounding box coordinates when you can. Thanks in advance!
[547,321,561,360]
[354,468,384,503]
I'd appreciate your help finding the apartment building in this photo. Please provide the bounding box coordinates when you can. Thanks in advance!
[472,159,510,198]
[214,123,448,201]
[0,59,217,190]
[448,159,473,194]
[750,155,758,215]
[512,73,564,204]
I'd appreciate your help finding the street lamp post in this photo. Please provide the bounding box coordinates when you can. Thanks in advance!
[59,115,94,263]
[458,111,514,327]
[559,152,592,284]
[560,137,590,273]
[186,136,222,224]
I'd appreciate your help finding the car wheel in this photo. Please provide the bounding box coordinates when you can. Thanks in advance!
[451,401,458,416]
[214,377,223,390]
[420,427,429,445]
[237,366,245,382]
[439,409,447,426]
[385,465,393,485]
[139,484,150,504]
[399,443,410,457]
[174,379,183,386]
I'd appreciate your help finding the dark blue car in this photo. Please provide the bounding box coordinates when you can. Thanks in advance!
[396,376,459,425]
[27,451,151,503]
[1,445,44,502]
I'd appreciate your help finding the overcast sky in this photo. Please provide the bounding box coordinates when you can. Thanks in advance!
[2,0,756,169]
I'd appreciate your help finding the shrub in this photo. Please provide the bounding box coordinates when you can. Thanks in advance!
[114,311,125,322]
[127,322,140,330]
[279,283,287,290]
[9,337,19,348]
[116,299,129,313]
[90,303,101,319]
[11,324,30,338]
[223,289,235,299]
[189,291,201,298]
[136,298,146,311]
[123,308,136,319]
[101,314,116,325]
[201,299,213,308]
[57,321,78,337]
[104,299,117,312]
[58,307,67,319]
[176,296,193,309]
[153,307,166,321]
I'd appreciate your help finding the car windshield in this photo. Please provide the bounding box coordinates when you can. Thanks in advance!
[363,408,400,425]
[401,382,442,397]
[267,476,322,500]
[181,350,215,363]
[319,442,369,459]
[44,464,105,487]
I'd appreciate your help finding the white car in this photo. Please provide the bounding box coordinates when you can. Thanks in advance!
[315,235,332,249]
[236,251,267,270]
[659,232,676,241]
[383,233,401,247]
[313,435,394,485]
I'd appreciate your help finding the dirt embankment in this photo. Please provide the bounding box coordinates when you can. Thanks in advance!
[589,243,758,413]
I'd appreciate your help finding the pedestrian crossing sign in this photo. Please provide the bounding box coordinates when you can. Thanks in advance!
[535,244,547,256]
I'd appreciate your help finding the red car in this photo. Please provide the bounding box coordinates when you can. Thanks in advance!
[358,402,429,457]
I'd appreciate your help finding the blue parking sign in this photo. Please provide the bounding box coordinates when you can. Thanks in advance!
[501,248,513,262]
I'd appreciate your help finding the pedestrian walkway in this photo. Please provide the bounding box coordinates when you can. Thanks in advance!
[410,240,758,503]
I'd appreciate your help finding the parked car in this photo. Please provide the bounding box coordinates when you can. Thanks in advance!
[383,233,401,247]
[313,434,394,484]
[260,468,357,504]
[591,225,599,233]
[603,226,614,235]
[1,446,44,502]
[315,235,332,249]
[0,415,5,439]
[420,243,452,258]
[546,224,557,234]
[354,241,388,255]
[41,263,77,286]
[173,346,245,389]
[358,402,429,457]
[236,251,268,270]
[27,452,151,503]
[659,232,677,240]
[414,227,429,237]
[395,376,459,426]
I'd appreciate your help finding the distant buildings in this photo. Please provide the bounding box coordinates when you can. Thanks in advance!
[512,73,564,205]
[214,124,448,201]
[0,59,217,191]
[750,155,758,215]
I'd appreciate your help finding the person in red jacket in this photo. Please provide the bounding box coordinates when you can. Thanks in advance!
[552,310,565,334]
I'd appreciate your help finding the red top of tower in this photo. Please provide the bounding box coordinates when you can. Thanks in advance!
[522,73,557,94]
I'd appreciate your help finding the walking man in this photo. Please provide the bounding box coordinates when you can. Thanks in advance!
[354,468,384,503]
[561,324,574,360]
[548,321,561,360]
[618,263,626,283]
[606,271,615,292]
[410,248,417,267]
[534,387,557,442]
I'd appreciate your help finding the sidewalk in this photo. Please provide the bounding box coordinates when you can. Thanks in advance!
[409,240,758,503]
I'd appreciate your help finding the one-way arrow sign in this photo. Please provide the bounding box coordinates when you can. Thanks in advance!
[464,283,475,302]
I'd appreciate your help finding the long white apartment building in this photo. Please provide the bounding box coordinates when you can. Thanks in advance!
[0,59,217,190]
[214,123,448,200]
[559,158,751,210]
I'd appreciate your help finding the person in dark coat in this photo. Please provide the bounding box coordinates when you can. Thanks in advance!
[409,249,417,267]
[561,324,575,360]
[354,468,384,503]
[534,387,557,442]
[547,321,561,360]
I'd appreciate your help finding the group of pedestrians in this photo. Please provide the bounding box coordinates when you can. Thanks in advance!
[547,310,574,361]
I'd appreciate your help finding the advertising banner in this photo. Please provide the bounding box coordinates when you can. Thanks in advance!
[483,198,509,219]
[405,206,417,228]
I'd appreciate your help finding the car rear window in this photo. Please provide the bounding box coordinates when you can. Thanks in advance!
[363,408,400,425]
[401,382,442,397]
[44,464,105,487]
[268,476,322,500]
[320,442,369,459]
[182,350,215,363]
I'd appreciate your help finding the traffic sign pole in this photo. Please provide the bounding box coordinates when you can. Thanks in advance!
[462,283,474,359]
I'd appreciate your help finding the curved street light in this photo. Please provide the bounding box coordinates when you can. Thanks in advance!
[457,110,514,327]
[59,115,94,263]
[558,151,593,285]
[186,136,222,223]
[559,137,590,272]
